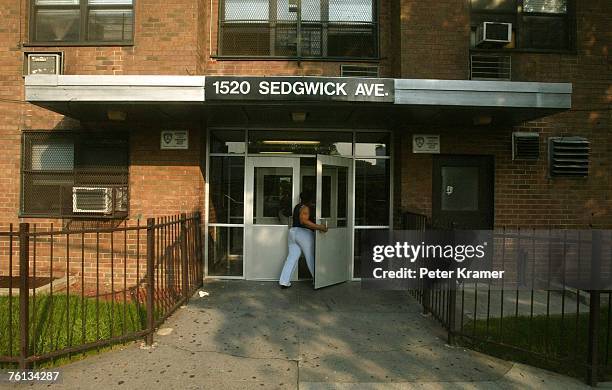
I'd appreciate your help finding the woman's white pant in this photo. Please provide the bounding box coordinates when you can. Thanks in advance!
[279,227,315,286]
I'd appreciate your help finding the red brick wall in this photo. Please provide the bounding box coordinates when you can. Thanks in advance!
[130,126,204,218]
[398,0,471,79]
[0,0,207,226]
[396,1,611,229]
[0,0,609,232]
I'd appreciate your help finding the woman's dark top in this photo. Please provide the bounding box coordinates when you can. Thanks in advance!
[292,203,315,229]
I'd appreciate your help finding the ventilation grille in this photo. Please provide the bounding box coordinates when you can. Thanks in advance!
[340,65,379,78]
[548,137,590,177]
[470,54,511,80]
[512,132,539,160]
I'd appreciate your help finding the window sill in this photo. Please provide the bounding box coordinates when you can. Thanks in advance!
[23,41,134,48]
[211,55,381,62]
[470,47,577,55]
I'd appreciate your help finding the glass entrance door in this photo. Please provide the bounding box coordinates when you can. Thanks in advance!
[245,157,300,280]
[314,155,352,289]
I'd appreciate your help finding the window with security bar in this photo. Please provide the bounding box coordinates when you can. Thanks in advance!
[470,0,574,51]
[21,132,129,218]
[30,0,134,44]
[218,0,378,58]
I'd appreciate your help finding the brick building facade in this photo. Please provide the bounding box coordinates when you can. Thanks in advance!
[0,0,610,283]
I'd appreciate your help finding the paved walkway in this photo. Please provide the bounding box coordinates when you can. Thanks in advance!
[15,281,589,389]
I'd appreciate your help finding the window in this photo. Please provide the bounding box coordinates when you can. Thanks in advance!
[218,0,377,58]
[21,132,129,218]
[31,0,133,43]
[470,0,573,51]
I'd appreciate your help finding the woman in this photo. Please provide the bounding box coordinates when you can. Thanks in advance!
[278,190,328,288]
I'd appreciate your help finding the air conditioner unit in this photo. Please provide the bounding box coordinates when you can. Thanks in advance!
[25,53,63,75]
[72,187,112,214]
[476,22,512,48]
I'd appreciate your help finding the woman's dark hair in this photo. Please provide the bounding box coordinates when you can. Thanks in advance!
[299,190,314,203]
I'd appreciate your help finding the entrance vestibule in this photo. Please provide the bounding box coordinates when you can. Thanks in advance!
[206,129,392,286]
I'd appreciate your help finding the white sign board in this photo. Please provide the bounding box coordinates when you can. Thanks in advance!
[161,130,188,150]
[412,134,440,154]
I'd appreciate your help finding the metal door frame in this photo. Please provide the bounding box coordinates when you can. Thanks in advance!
[245,156,301,280]
[314,154,353,288]
[204,127,394,281]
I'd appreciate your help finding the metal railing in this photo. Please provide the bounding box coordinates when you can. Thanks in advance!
[401,211,429,231]
[410,228,612,386]
[0,213,203,368]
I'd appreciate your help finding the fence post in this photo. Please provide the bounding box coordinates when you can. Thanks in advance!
[19,223,30,369]
[146,218,155,345]
[586,230,602,386]
[180,213,189,299]
[194,212,204,285]
[447,283,456,345]
[587,290,600,386]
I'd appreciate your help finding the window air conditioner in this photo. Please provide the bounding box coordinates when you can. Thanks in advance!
[25,53,63,75]
[476,22,512,48]
[72,187,113,214]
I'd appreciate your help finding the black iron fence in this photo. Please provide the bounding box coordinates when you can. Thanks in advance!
[0,213,203,368]
[402,219,612,386]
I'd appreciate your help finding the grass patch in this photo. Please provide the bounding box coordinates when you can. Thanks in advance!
[460,306,612,380]
[0,294,147,367]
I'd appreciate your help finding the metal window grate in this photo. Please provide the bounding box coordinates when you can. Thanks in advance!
[548,137,589,177]
[218,0,377,58]
[512,132,540,161]
[340,64,379,77]
[523,0,567,14]
[21,131,129,218]
[470,54,511,80]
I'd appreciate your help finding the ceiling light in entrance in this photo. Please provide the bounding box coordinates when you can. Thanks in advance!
[107,110,127,121]
[291,112,308,122]
[262,140,320,145]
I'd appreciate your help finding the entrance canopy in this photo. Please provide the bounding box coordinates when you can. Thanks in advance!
[25,75,572,126]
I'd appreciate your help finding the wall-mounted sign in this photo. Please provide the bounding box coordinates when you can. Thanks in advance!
[413,134,440,154]
[161,130,188,150]
[205,76,394,103]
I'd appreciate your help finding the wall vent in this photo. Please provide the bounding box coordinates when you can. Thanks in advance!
[340,65,379,78]
[548,137,590,177]
[512,132,539,161]
[470,54,511,80]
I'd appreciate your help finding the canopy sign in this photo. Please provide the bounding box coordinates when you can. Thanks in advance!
[205,76,394,103]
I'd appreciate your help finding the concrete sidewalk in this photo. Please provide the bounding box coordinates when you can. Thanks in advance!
[15,281,588,389]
